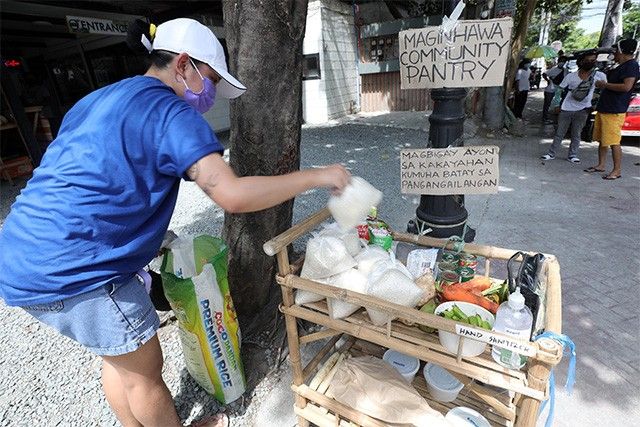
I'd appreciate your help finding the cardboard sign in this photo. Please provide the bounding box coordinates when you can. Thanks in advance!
[455,324,536,357]
[67,16,128,36]
[399,18,513,89]
[400,146,499,195]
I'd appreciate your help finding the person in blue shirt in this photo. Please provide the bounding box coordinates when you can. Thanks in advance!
[0,18,349,427]
[585,39,640,179]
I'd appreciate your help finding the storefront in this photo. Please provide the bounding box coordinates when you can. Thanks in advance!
[1,0,226,180]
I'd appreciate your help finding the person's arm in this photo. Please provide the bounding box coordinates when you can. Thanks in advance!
[595,76,635,92]
[558,74,571,89]
[187,153,350,213]
[542,73,550,83]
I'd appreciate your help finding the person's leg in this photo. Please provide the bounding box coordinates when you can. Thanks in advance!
[603,113,626,178]
[102,361,143,427]
[545,110,571,158]
[594,145,608,170]
[513,91,524,118]
[102,335,182,427]
[568,109,589,160]
[542,92,553,121]
[585,113,606,171]
[520,91,529,118]
[609,145,622,177]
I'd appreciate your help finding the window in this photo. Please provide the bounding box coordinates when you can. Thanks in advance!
[302,53,321,80]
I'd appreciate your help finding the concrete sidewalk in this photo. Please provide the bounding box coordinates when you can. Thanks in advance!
[1,89,638,426]
[280,90,640,426]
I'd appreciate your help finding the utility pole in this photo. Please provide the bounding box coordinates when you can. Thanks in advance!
[599,0,624,48]
[407,0,475,242]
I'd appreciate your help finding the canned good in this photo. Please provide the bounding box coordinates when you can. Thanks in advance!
[458,253,478,271]
[438,261,458,272]
[442,252,459,264]
[457,267,475,282]
[439,270,459,286]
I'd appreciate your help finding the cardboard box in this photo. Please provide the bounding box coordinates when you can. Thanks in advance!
[1,156,33,179]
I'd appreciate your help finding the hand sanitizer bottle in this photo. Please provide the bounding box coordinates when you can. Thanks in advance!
[491,287,533,369]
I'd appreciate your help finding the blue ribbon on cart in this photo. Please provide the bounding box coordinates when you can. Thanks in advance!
[534,331,576,427]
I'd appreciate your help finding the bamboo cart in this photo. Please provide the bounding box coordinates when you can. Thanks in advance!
[263,208,563,427]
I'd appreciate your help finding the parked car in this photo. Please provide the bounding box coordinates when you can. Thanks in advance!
[621,94,640,138]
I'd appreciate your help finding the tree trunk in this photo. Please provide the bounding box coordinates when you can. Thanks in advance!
[222,0,308,323]
[599,0,624,48]
[504,0,538,103]
[483,86,505,130]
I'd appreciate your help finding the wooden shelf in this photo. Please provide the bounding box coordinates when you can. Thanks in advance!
[265,208,564,427]
[1,122,18,131]
[286,301,543,400]
[297,337,517,426]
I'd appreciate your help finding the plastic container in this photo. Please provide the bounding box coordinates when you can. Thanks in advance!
[434,301,495,357]
[382,349,420,382]
[423,363,463,402]
[491,287,533,369]
[445,407,491,427]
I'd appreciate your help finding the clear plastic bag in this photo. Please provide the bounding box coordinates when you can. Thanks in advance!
[328,177,382,231]
[326,268,368,319]
[318,223,363,257]
[294,276,331,305]
[355,245,390,277]
[366,259,421,326]
[300,235,357,280]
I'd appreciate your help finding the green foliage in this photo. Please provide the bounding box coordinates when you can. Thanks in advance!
[522,0,602,53]
[537,0,586,15]
[622,3,640,39]
[563,28,600,51]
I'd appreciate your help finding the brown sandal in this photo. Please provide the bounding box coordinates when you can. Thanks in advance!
[602,174,622,180]
[584,167,605,173]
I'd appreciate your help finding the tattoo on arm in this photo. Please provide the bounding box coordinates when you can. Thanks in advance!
[187,162,199,181]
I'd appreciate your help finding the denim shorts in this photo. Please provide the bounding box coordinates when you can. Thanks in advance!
[21,275,160,356]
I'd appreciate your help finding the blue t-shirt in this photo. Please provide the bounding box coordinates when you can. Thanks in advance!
[596,60,640,113]
[0,76,223,306]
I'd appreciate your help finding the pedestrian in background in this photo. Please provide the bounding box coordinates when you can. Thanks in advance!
[542,56,567,124]
[0,18,350,427]
[585,39,640,180]
[541,51,606,163]
[513,60,531,119]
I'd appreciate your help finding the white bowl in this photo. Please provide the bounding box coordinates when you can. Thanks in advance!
[423,363,463,402]
[434,301,495,357]
[445,406,491,427]
[383,349,420,382]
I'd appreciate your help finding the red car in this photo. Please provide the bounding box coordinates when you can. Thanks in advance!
[621,93,640,139]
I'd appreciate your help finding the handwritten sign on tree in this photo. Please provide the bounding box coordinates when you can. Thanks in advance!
[400,146,500,195]
[399,18,513,89]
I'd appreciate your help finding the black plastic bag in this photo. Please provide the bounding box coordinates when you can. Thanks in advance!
[507,252,545,337]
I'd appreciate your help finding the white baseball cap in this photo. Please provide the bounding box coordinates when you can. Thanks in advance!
[152,18,246,99]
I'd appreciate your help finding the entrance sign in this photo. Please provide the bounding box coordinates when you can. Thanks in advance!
[399,18,513,89]
[400,146,499,195]
[66,16,128,36]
